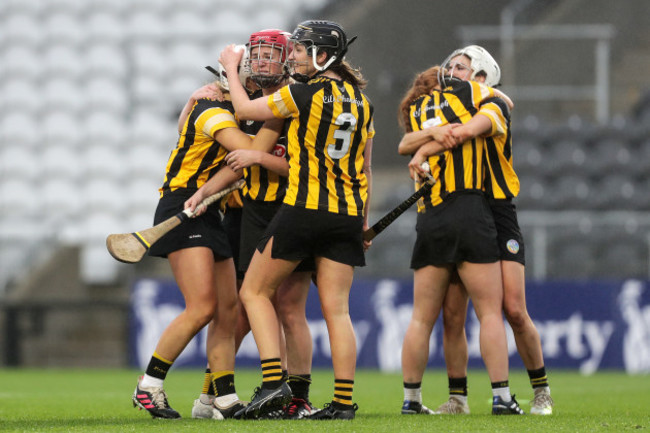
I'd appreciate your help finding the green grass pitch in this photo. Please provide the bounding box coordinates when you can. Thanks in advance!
[0,368,648,432]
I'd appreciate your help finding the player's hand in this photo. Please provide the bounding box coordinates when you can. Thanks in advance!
[184,190,208,217]
[219,44,244,72]
[225,149,260,171]
[362,224,373,252]
[429,124,458,149]
[190,83,224,102]
[408,152,428,181]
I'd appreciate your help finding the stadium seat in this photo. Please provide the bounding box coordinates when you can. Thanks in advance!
[43,44,86,80]
[84,77,129,113]
[1,78,41,114]
[86,0,131,15]
[590,174,636,211]
[512,134,544,177]
[42,177,85,219]
[43,111,84,148]
[83,145,129,181]
[43,78,85,115]
[131,75,168,107]
[627,137,650,179]
[0,112,40,149]
[85,12,127,44]
[41,143,86,182]
[1,0,43,15]
[127,177,162,213]
[515,174,547,210]
[595,230,648,278]
[3,13,43,47]
[42,0,90,15]
[83,111,128,148]
[124,145,169,181]
[0,179,41,217]
[129,42,168,79]
[167,41,210,76]
[546,228,598,278]
[128,11,168,40]
[168,11,210,40]
[43,12,86,47]
[128,109,176,149]
[85,43,128,80]
[584,137,632,178]
[82,178,129,214]
[0,146,41,183]
[80,241,123,285]
[2,46,43,80]
[210,10,252,39]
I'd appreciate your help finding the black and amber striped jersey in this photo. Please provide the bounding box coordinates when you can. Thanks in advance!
[267,76,375,216]
[239,115,289,203]
[478,97,520,199]
[408,80,497,209]
[159,98,236,196]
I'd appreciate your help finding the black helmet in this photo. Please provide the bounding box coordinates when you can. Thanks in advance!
[290,20,356,73]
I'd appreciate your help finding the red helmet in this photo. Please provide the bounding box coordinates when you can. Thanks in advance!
[246,29,290,88]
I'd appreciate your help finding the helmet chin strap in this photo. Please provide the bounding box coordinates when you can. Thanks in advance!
[312,47,338,72]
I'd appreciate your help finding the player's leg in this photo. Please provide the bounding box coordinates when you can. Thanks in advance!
[134,247,218,419]
[457,261,523,415]
[275,270,317,419]
[435,274,470,414]
[308,257,358,420]
[501,260,553,414]
[205,257,247,418]
[236,239,297,419]
[401,264,452,415]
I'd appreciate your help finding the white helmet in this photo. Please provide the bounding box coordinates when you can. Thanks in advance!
[207,44,250,91]
[443,45,501,87]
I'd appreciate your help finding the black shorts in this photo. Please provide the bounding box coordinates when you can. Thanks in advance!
[222,206,243,278]
[240,198,315,274]
[410,191,499,269]
[489,198,526,265]
[258,204,365,267]
[148,189,232,260]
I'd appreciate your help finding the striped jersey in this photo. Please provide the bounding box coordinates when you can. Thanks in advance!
[478,97,520,199]
[239,116,289,203]
[160,98,236,196]
[267,76,375,216]
[408,80,497,209]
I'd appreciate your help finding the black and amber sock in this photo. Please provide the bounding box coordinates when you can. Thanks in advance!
[449,376,468,397]
[261,358,284,389]
[332,379,354,409]
[528,367,549,389]
[145,352,173,380]
[211,370,236,396]
[287,374,312,401]
[201,368,214,395]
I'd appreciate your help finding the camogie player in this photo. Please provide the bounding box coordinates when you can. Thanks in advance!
[131,47,281,420]
[396,61,525,415]
[217,20,374,420]
[399,46,553,416]
[186,29,318,420]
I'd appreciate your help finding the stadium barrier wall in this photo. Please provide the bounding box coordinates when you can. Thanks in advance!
[129,278,650,374]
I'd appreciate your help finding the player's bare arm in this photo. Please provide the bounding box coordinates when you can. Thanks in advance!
[220,45,276,121]
[184,165,241,215]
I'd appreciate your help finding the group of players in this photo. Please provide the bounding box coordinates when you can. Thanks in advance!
[130,19,554,421]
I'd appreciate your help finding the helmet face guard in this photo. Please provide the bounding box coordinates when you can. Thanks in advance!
[245,29,290,89]
[287,20,356,82]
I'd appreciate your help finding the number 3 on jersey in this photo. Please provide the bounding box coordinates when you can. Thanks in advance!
[328,112,357,160]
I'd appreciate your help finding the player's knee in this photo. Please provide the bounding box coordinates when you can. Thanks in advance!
[504,305,530,332]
